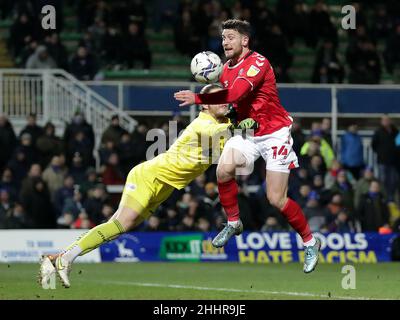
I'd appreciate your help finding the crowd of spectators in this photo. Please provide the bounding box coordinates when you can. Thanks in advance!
[169,0,400,83]
[5,0,152,79]
[2,0,400,83]
[0,111,150,229]
[1,112,400,234]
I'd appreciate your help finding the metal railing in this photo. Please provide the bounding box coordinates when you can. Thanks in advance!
[0,69,137,166]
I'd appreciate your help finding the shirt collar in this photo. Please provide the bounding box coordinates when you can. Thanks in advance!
[228,50,254,69]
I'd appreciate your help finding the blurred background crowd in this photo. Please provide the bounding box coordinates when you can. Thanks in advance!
[1,112,400,234]
[1,0,400,234]
[1,0,400,83]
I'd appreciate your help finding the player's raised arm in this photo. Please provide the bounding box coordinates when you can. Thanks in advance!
[195,78,252,104]
[173,79,252,107]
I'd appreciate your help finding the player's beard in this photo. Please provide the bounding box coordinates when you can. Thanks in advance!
[225,47,242,62]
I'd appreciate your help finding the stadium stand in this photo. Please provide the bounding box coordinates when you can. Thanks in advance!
[1,0,399,83]
[1,0,400,235]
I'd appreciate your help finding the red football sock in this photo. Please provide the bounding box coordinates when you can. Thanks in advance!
[218,179,240,222]
[281,198,313,242]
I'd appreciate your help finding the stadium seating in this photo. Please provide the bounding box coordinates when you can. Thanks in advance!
[0,0,395,83]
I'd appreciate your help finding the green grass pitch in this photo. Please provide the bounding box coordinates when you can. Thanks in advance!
[1,262,399,300]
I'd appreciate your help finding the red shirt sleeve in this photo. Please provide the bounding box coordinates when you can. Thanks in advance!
[194,78,252,104]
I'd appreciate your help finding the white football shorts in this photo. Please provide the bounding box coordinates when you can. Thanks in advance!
[221,125,299,174]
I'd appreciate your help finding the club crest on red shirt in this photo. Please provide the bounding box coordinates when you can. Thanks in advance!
[247,65,260,77]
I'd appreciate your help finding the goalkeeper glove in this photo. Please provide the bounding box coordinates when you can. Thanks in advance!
[237,118,259,130]
[228,118,259,134]
[225,104,238,122]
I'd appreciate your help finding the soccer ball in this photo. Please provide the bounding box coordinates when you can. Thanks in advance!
[190,51,223,84]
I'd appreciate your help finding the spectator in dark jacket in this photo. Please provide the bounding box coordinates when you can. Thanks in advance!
[117,132,136,176]
[101,115,128,146]
[276,1,309,45]
[329,170,354,212]
[9,13,37,57]
[341,124,364,179]
[0,115,17,171]
[259,24,292,82]
[36,122,64,168]
[291,120,306,156]
[372,5,393,41]
[19,163,42,201]
[306,154,326,180]
[353,166,382,210]
[296,183,312,208]
[130,123,149,166]
[17,133,39,167]
[17,37,38,67]
[87,18,106,53]
[347,38,381,84]
[0,189,13,226]
[80,167,99,197]
[123,22,151,69]
[68,152,87,185]
[174,9,201,57]
[67,131,95,168]
[164,207,180,231]
[384,24,400,74]
[1,202,28,229]
[99,140,116,166]
[61,188,85,219]
[22,177,56,228]
[328,210,355,232]
[64,111,95,161]
[357,179,389,231]
[19,113,43,149]
[7,149,30,187]
[176,214,196,231]
[98,204,114,224]
[101,25,124,67]
[84,184,109,224]
[371,115,399,201]
[0,168,18,201]
[69,46,98,80]
[308,0,338,48]
[303,190,330,232]
[53,175,75,216]
[45,32,69,70]
[312,39,344,83]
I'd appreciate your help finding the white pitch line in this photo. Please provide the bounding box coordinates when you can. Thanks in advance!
[95,280,383,300]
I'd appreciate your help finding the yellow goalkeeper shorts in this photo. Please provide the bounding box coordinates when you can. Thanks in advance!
[119,162,175,220]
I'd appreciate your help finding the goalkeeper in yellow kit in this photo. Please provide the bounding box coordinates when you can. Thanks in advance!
[38,83,258,288]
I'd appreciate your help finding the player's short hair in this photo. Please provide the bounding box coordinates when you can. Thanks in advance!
[199,83,223,110]
[200,83,223,95]
[222,19,251,38]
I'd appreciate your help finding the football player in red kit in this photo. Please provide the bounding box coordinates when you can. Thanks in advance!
[174,19,321,273]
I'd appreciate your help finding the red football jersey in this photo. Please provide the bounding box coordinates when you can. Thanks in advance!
[195,51,293,136]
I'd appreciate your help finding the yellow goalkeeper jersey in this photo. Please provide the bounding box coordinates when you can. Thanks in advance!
[144,111,231,189]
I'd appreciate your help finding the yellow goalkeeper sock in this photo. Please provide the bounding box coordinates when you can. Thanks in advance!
[62,219,125,262]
